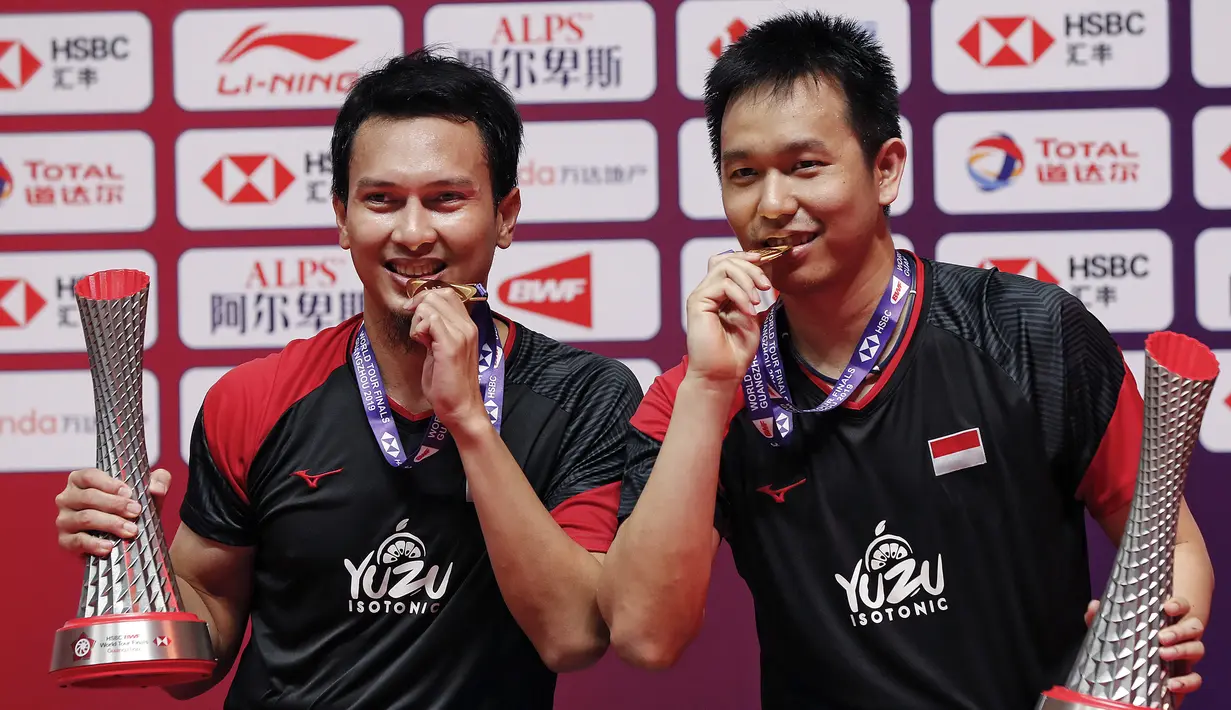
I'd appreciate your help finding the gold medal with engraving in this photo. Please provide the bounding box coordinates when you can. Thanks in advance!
[407,279,488,303]
[748,245,791,264]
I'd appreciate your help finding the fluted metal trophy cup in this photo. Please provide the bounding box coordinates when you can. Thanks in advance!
[1038,331,1219,710]
[49,269,215,688]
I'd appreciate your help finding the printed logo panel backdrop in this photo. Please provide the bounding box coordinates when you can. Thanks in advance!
[1,1,1228,708]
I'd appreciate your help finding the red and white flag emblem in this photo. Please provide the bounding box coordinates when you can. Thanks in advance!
[927,427,986,476]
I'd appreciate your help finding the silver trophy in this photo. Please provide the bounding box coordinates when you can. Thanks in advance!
[49,269,215,688]
[1038,331,1219,710]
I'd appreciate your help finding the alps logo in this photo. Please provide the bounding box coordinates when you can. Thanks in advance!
[0,40,42,90]
[835,520,947,628]
[344,518,454,616]
[978,257,1060,285]
[202,154,295,204]
[0,279,47,328]
[959,16,1054,67]
[498,253,591,327]
[218,24,356,64]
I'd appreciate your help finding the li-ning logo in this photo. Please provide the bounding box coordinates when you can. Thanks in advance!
[834,520,947,627]
[219,24,357,64]
[344,518,453,616]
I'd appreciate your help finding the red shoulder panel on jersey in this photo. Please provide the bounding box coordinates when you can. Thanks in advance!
[202,315,361,503]
[630,356,745,442]
[1076,355,1144,521]
[550,481,621,553]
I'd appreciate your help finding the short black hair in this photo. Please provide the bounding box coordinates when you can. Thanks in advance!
[703,10,901,175]
[331,47,523,206]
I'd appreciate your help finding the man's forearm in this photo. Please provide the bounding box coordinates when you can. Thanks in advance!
[452,415,608,673]
[1172,500,1214,627]
[598,376,734,669]
[164,575,242,700]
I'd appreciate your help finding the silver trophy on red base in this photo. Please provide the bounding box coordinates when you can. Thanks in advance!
[1037,331,1219,710]
[49,269,215,688]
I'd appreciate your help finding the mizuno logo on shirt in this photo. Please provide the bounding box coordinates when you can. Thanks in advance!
[927,427,987,476]
[290,467,343,489]
[757,478,806,503]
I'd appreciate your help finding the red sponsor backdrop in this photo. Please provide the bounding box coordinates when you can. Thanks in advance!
[0,1,1226,708]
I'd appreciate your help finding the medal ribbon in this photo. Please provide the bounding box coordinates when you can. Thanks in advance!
[742,250,915,444]
[352,298,504,467]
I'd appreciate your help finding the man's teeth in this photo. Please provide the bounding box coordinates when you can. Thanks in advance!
[392,264,442,277]
[766,234,814,248]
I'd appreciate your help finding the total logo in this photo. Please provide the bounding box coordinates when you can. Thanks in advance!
[173,6,404,111]
[202,154,296,204]
[967,133,1025,192]
[344,518,453,616]
[487,239,661,342]
[834,520,947,628]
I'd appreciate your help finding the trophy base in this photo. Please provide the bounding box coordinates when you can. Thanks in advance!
[50,611,216,688]
[1037,686,1151,710]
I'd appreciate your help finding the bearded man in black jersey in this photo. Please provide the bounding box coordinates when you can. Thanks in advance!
[601,11,1214,710]
[53,49,643,709]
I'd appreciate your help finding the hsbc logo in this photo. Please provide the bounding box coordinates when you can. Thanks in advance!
[202,154,296,204]
[488,239,660,342]
[0,250,158,354]
[977,258,1060,285]
[0,40,43,90]
[676,0,911,100]
[958,17,1054,67]
[933,0,1168,94]
[177,127,335,230]
[937,229,1173,334]
[173,6,404,111]
[499,254,592,328]
[709,19,748,59]
[0,279,47,328]
[0,13,153,116]
[1194,107,1231,211]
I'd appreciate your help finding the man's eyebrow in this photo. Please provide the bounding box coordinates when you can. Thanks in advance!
[721,139,830,164]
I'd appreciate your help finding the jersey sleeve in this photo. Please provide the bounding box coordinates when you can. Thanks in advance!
[543,357,644,553]
[1060,299,1143,522]
[618,357,738,538]
[179,359,276,547]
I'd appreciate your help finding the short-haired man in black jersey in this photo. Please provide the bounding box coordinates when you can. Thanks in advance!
[599,11,1214,710]
[53,49,643,709]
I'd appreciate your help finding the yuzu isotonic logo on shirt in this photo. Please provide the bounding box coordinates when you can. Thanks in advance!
[835,520,947,628]
[345,518,454,616]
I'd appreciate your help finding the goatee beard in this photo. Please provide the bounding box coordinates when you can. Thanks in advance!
[381,312,416,353]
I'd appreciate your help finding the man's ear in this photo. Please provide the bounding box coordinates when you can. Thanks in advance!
[495,187,521,249]
[334,195,350,249]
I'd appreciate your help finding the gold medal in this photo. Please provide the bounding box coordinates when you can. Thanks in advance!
[407,279,488,303]
[748,245,791,264]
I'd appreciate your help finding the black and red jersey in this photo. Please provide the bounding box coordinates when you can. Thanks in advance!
[180,312,642,710]
[620,254,1143,710]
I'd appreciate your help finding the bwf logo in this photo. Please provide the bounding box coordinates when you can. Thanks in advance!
[834,520,947,627]
[344,518,453,616]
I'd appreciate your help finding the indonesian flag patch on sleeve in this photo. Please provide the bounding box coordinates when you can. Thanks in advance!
[927,427,987,476]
